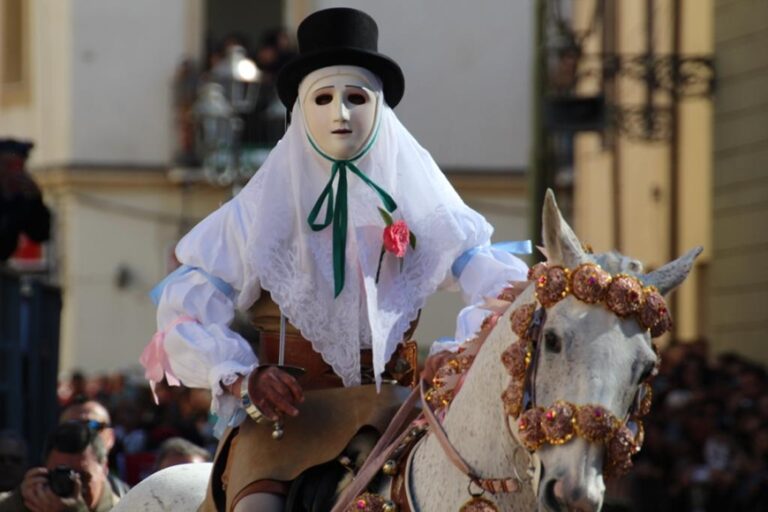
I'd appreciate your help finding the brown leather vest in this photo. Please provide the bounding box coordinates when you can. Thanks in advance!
[247,292,420,389]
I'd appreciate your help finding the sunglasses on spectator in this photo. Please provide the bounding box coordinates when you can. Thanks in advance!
[79,420,110,431]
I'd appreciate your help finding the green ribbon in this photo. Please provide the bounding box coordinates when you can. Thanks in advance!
[306,130,397,297]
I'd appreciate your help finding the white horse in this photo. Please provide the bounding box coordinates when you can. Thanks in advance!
[115,190,700,511]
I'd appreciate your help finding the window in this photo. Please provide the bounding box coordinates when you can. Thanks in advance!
[1,0,29,105]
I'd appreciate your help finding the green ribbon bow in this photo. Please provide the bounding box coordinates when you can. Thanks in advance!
[306,132,397,297]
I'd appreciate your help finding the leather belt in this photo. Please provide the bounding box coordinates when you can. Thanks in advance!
[258,332,418,390]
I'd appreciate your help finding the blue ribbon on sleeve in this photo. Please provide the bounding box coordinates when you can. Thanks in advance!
[149,265,236,305]
[451,240,533,279]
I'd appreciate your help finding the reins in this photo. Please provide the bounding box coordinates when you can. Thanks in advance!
[418,380,526,496]
[331,386,420,512]
[333,377,541,511]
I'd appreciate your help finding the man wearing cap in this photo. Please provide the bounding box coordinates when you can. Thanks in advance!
[143,8,529,511]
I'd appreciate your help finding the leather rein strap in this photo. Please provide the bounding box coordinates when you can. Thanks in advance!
[331,386,421,512]
[418,380,522,495]
[334,366,541,510]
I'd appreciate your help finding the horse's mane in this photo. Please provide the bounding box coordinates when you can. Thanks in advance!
[591,250,645,276]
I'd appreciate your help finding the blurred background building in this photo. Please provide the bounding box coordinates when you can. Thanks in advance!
[533,0,767,366]
[0,0,532,382]
[534,0,715,350]
[1,0,767,507]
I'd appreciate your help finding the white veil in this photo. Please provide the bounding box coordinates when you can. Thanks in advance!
[176,81,493,387]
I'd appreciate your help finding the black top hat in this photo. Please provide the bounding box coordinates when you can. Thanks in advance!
[0,138,34,158]
[276,8,404,109]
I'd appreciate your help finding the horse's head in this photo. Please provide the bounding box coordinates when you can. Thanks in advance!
[522,191,701,511]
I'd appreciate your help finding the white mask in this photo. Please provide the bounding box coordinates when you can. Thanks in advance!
[299,66,381,160]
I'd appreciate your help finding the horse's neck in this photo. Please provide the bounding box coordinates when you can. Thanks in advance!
[409,289,538,510]
[440,320,522,473]
[440,287,536,469]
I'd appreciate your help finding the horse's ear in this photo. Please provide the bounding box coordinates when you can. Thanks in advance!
[641,246,703,296]
[542,189,586,267]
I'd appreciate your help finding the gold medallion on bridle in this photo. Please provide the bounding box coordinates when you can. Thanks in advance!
[459,496,500,512]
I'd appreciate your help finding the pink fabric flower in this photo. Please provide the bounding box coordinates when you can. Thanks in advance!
[140,315,194,403]
[383,220,410,258]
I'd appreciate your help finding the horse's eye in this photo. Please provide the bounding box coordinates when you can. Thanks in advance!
[544,331,562,353]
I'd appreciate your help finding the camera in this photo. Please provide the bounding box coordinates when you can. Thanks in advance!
[48,465,77,497]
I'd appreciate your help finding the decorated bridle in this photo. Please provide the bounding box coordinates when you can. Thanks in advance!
[347,261,670,512]
[501,261,667,476]
[417,261,668,511]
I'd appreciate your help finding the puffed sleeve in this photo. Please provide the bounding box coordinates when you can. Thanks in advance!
[454,244,530,305]
[430,242,531,354]
[142,196,261,429]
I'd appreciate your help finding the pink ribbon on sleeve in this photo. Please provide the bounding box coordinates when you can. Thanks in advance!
[140,315,195,403]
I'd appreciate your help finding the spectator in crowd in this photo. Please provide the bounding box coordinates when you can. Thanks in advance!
[0,139,50,262]
[611,341,768,511]
[0,431,27,493]
[60,398,130,498]
[51,340,764,511]
[153,437,211,472]
[0,422,119,512]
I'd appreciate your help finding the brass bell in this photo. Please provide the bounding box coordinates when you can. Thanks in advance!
[382,459,398,476]
[383,500,398,512]
[272,421,285,440]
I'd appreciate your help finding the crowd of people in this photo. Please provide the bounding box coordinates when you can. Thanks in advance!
[56,372,217,487]
[0,374,214,511]
[1,340,766,510]
[611,340,768,511]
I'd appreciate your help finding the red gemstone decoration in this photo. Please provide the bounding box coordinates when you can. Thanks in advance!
[518,408,547,451]
[639,290,672,337]
[575,404,615,442]
[541,401,576,445]
[537,266,569,308]
[528,262,548,282]
[606,276,644,317]
[571,264,611,304]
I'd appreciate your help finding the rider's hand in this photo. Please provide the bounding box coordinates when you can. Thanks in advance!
[421,351,455,384]
[247,367,304,421]
[20,467,87,512]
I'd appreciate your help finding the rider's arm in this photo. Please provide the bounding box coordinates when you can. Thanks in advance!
[147,196,261,430]
[431,243,530,354]
[158,270,258,419]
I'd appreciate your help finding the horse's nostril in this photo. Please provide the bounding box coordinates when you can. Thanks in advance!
[553,480,566,502]
[563,484,602,512]
[544,480,563,511]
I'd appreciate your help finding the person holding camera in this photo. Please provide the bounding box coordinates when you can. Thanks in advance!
[0,422,119,512]
[59,398,130,498]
